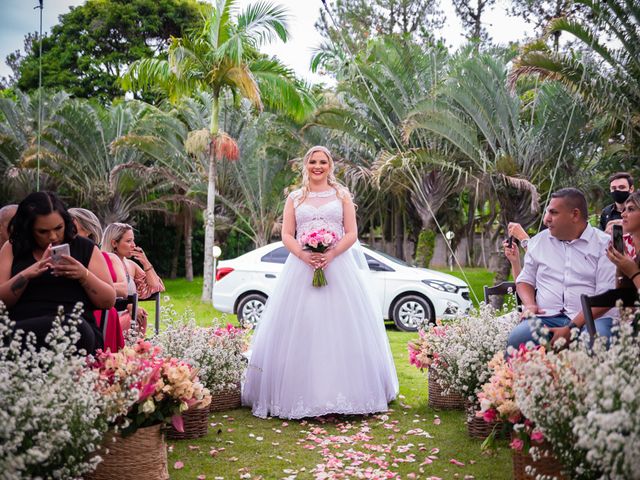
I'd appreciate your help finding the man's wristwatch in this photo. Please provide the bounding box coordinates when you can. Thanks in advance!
[567,321,579,330]
[520,238,529,249]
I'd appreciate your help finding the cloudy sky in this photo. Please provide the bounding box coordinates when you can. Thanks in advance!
[0,0,534,85]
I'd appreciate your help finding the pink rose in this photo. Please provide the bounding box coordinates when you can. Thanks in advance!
[308,239,319,248]
[509,438,524,451]
[530,430,544,444]
[482,408,498,423]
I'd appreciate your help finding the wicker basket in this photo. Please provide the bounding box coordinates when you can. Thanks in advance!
[209,385,241,412]
[512,442,568,480]
[165,406,209,440]
[465,400,504,439]
[428,368,465,410]
[86,424,168,480]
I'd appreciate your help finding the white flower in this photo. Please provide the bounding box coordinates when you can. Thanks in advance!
[141,398,156,414]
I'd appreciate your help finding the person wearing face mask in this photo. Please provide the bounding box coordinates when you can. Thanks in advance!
[599,172,634,233]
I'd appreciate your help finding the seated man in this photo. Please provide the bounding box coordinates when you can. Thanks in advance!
[506,188,616,351]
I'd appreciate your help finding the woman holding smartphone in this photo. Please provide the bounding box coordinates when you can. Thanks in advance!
[0,192,115,353]
[102,222,164,335]
[606,191,640,289]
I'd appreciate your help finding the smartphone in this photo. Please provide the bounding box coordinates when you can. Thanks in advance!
[50,243,70,263]
[507,236,514,248]
[612,224,624,254]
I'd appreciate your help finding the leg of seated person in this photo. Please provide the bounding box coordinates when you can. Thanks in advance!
[506,314,570,353]
[594,316,614,339]
[584,316,614,348]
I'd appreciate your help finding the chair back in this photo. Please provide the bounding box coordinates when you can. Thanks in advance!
[114,293,138,333]
[139,291,161,335]
[580,288,638,340]
[483,281,521,305]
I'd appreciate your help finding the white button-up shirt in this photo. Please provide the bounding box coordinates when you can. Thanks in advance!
[516,224,616,320]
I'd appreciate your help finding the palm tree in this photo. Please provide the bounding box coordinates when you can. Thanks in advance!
[403,52,594,283]
[111,99,209,281]
[0,90,68,201]
[216,101,300,248]
[511,0,640,149]
[22,99,155,223]
[121,0,315,301]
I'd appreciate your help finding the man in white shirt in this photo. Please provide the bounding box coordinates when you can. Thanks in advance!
[506,188,616,351]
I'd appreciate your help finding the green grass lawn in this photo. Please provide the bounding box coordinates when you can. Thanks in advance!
[161,274,511,479]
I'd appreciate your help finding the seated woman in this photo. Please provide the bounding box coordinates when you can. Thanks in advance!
[102,223,164,335]
[0,192,115,353]
[69,207,126,351]
[607,191,640,291]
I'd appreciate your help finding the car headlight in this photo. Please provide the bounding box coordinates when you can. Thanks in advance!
[422,279,459,293]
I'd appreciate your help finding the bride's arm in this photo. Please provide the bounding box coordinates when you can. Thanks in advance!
[281,197,317,268]
[322,196,357,266]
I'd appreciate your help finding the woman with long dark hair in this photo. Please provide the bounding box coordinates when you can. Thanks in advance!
[0,192,115,353]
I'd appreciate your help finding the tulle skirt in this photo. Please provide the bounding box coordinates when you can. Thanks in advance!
[242,247,399,419]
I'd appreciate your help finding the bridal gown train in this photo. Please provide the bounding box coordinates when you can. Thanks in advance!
[242,188,399,419]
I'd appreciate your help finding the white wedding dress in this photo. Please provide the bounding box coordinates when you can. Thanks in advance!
[242,188,399,419]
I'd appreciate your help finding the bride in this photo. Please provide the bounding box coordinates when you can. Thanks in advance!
[242,145,399,419]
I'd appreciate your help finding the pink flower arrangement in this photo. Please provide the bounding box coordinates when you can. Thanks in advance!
[89,339,211,435]
[476,344,546,451]
[407,324,449,371]
[298,228,338,287]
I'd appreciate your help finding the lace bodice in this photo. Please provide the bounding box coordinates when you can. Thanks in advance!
[289,189,344,239]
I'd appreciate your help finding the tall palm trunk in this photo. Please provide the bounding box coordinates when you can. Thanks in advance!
[184,207,194,282]
[170,220,182,279]
[202,93,220,301]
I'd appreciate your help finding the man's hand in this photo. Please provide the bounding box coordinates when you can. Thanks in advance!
[549,326,571,346]
[508,222,530,242]
[521,304,545,321]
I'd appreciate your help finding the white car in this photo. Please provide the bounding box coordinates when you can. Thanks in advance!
[212,242,472,331]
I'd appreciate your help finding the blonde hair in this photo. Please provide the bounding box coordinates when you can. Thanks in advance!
[102,222,133,254]
[69,208,103,245]
[298,146,352,204]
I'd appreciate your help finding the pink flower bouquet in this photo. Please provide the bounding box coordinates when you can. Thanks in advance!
[89,339,211,435]
[298,228,338,287]
[476,345,545,451]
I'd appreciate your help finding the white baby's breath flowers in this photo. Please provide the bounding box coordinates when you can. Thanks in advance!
[427,304,519,411]
[511,311,640,479]
[154,306,247,395]
[0,304,114,479]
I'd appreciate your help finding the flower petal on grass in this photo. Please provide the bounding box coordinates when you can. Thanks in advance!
[173,461,184,470]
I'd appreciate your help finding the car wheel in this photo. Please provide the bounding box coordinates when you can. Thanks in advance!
[391,294,434,332]
[237,293,267,328]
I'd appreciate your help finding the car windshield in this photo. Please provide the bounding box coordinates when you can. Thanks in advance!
[367,248,411,267]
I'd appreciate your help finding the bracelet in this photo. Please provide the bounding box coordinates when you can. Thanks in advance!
[144,266,154,272]
[630,270,640,281]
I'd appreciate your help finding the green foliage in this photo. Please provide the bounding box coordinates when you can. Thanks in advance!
[314,0,445,72]
[15,0,201,101]
[415,229,436,267]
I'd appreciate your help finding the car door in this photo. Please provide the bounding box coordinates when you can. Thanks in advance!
[259,246,290,294]
[363,253,390,314]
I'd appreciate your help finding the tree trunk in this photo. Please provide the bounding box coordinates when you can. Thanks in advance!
[394,200,404,259]
[490,252,512,310]
[184,207,194,282]
[170,219,182,279]
[201,94,220,301]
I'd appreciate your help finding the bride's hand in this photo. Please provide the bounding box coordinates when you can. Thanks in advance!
[317,250,335,269]
[299,251,320,269]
